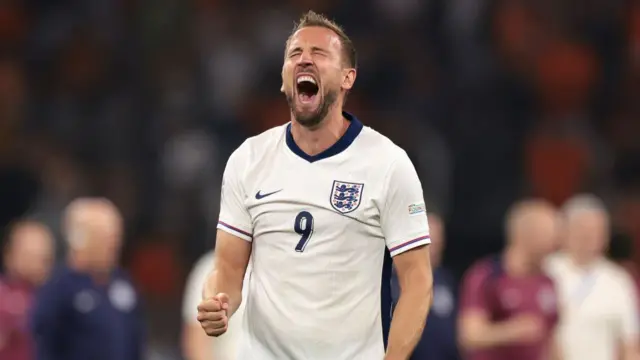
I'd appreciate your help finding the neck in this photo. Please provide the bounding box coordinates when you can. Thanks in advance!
[504,246,539,276]
[568,252,600,269]
[68,253,111,283]
[4,269,27,285]
[290,108,348,156]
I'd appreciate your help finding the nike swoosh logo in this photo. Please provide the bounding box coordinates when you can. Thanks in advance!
[255,189,282,200]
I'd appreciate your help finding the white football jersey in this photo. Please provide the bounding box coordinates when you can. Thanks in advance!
[544,253,640,360]
[217,112,431,360]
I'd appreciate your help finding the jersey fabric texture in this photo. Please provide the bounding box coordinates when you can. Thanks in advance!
[216,112,431,360]
[544,253,640,360]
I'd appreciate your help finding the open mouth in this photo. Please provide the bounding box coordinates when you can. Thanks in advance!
[296,74,319,105]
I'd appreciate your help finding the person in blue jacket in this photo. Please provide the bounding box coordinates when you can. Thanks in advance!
[391,211,460,360]
[31,198,144,360]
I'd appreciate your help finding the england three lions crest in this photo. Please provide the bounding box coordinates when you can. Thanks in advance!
[330,180,364,214]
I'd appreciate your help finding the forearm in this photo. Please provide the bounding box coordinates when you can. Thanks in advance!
[385,286,432,359]
[549,338,562,360]
[182,324,213,360]
[203,269,244,317]
[621,341,639,360]
[460,320,521,350]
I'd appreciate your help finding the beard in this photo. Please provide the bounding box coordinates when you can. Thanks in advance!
[285,88,338,128]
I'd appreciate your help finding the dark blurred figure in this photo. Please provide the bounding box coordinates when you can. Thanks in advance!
[391,212,460,360]
[0,221,54,360]
[31,198,144,360]
[458,199,561,360]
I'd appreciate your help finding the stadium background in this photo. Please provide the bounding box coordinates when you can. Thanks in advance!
[0,0,639,358]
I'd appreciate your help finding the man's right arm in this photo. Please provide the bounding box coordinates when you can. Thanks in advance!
[204,144,253,319]
[30,275,66,360]
[458,309,529,349]
[203,230,251,318]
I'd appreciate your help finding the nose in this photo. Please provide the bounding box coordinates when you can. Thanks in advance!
[296,50,313,66]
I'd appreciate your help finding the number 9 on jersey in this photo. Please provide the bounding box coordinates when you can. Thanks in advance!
[294,211,314,252]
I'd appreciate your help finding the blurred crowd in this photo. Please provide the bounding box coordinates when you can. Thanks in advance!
[0,0,639,358]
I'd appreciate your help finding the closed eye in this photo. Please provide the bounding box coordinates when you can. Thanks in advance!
[311,47,328,56]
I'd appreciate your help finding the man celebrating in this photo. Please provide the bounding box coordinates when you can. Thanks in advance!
[31,198,144,360]
[458,199,561,360]
[197,10,433,360]
[0,221,54,360]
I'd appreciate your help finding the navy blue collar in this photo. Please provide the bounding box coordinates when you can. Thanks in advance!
[286,111,363,163]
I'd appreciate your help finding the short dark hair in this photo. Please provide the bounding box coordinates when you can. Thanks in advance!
[287,10,357,69]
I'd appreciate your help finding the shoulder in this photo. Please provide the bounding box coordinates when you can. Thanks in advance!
[0,276,8,295]
[356,127,418,189]
[112,268,137,285]
[600,260,637,291]
[543,252,568,277]
[539,273,557,287]
[37,266,76,299]
[230,124,287,164]
[46,266,75,284]
[463,257,500,284]
[358,126,410,164]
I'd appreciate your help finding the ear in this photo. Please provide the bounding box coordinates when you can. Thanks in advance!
[280,66,286,93]
[341,68,357,91]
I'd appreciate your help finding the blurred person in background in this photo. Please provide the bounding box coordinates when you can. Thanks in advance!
[182,250,251,360]
[391,211,460,360]
[0,221,54,360]
[545,194,639,360]
[458,199,561,360]
[31,198,144,360]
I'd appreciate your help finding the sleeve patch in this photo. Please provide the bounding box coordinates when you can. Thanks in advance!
[408,202,426,215]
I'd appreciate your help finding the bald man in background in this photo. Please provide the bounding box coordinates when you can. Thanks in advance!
[458,199,562,360]
[31,198,144,360]
[0,221,54,360]
[545,195,639,360]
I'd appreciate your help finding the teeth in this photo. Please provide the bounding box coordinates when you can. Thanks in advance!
[296,75,316,85]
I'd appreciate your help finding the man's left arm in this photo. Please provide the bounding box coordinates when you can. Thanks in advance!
[617,274,640,360]
[389,247,433,360]
[30,275,67,360]
[380,150,433,360]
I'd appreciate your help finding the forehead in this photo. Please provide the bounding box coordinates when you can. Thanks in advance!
[12,225,51,243]
[287,26,342,52]
[567,210,606,227]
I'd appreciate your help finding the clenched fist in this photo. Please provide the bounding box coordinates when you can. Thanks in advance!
[197,293,230,337]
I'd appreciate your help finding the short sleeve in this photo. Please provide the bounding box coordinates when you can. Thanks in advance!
[216,147,253,242]
[616,273,640,341]
[182,254,214,323]
[380,151,431,257]
[459,262,493,313]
